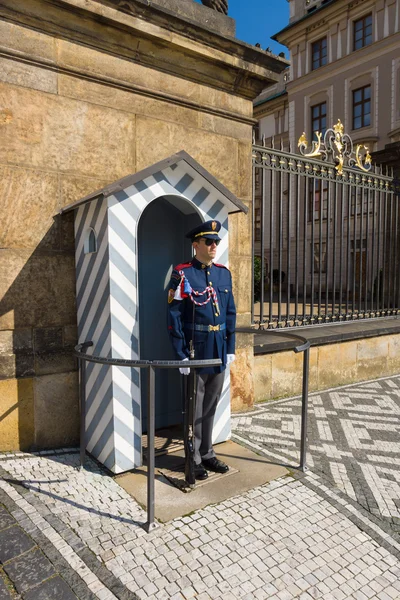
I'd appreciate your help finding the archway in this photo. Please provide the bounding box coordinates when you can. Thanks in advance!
[138,195,202,431]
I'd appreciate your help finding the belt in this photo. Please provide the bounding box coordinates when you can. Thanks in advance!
[185,323,226,332]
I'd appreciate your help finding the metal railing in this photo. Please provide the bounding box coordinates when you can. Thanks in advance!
[236,329,311,470]
[75,330,311,531]
[252,131,398,328]
[74,342,221,532]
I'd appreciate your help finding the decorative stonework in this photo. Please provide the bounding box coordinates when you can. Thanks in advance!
[200,0,228,14]
[305,18,326,33]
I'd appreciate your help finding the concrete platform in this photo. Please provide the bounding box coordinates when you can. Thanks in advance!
[115,440,289,522]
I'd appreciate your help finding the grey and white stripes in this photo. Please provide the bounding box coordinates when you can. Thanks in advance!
[74,159,231,473]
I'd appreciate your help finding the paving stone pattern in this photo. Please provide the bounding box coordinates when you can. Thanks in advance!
[0,499,77,600]
[1,376,400,598]
[4,548,56,594]
[0,572,15,600]
[232,375,400,543]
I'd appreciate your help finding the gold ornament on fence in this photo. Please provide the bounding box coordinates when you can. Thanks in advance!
[298,119,372,176]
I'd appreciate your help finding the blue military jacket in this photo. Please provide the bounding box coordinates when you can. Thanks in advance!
[167,257,236,374]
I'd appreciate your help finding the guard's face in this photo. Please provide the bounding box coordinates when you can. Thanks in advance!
[193,238,218,264]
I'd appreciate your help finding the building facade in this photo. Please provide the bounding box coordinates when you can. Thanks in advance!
[254,0,400,322]
[256,0,400,156]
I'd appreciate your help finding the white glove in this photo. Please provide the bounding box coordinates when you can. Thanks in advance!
[179,357,190,375]
[226,354,235,365]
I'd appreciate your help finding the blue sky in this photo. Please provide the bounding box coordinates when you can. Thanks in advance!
[195,0,289,56]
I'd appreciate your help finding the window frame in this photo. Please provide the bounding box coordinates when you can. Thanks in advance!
[309,178,329,222]
[311,37,328,71]
[312,242,327,273]
[310,101,327,140]
[352,84,371,130]
[254,207,261,242]
[84,227,97,255]
[353,13,372,51]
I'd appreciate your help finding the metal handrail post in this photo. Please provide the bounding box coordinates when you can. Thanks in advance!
[73,346,221,532]
[77,341,93,471]
[144,365,158,532]
[79,358,86,470]
[299,346,310,471]
[236,328,311,472]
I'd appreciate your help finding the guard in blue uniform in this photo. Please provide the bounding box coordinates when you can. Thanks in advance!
[167,220,236,480]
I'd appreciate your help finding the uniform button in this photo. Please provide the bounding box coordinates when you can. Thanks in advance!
[207,271,210,275]
[209,281,212,286]
[225,289,228,292]
[201,264,205,269]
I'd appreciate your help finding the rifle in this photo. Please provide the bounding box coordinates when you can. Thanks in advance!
[183,301,196,487]
[184,363,196,488]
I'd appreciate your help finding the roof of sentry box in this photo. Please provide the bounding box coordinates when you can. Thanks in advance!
[60,151,248,215]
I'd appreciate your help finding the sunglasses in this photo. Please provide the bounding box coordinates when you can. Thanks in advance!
[202,238,220,246]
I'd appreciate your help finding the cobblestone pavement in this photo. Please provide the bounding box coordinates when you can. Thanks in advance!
[1,377,400,599]
[232,374,400,545]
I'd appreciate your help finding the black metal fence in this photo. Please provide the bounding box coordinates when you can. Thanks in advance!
[252,125,399,328]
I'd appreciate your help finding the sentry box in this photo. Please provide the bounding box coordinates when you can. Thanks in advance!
[61,151,247,474]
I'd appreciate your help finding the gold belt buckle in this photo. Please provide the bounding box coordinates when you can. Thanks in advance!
[208,324,220,332]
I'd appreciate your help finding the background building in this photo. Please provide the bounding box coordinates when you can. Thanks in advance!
[253,0,400,315]
[256,0,400,158]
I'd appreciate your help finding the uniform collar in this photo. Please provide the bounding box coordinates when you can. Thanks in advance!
[192,257,213,270]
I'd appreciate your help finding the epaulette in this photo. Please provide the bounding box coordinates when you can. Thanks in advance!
[214,263,228,269]
[174,262,192,271]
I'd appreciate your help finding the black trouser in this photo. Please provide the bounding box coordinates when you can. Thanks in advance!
[194,371,225,465]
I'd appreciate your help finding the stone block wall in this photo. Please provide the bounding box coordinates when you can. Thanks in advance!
[253,333,400,403]
[0,0,285,450]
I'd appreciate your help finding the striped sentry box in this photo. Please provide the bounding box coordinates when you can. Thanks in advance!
[63,152,247,474]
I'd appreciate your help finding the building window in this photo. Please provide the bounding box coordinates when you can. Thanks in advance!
[354,14,372,50]
[253,123,260,144]
[309,179,329,220]
[311,37,327,70]
[350,188,374,215]
[84,228,97,254]
[254,208,261,242]
[311,102,327,139]
[352,85,371,130]
[313,242,327,273]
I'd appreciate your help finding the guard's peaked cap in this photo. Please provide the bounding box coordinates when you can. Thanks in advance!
[186,220,221,241]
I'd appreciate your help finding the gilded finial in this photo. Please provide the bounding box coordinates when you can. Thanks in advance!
[355,144,372,172]
[333,119,344,135]
[298,131,322,158]
[335,155,344,176]
[298,132,307,147]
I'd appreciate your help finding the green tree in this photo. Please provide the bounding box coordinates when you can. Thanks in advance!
[254,256,261,302]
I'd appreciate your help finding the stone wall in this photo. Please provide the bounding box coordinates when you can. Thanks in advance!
[254,333,400,403]
[0,0,285,450]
